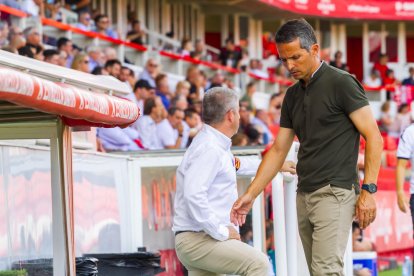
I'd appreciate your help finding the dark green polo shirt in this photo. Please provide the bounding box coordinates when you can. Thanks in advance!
[280,62,369,192]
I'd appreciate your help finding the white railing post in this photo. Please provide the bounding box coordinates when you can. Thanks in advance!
[272,173,288,276]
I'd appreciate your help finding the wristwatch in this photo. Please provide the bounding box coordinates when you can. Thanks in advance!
[361,183,377,194]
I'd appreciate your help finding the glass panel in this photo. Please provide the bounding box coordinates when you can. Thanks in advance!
[0,145,53,274]
[72,154,129,255]
[369,23,382,63]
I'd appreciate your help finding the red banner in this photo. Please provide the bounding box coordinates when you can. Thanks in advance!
[260,0,414,20]
[364,191,413,253]
[0,68,140,128]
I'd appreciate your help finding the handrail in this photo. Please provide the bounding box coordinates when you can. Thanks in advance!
[0,4,27,17]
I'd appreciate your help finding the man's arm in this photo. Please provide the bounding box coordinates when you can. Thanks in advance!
[231,127,295,226]
[396,158,409,213]
[349,105,383,229]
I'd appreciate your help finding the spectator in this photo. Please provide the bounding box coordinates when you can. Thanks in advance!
[161,31,176,52]
[58,50,68,67]
[392,103,412,136]
[6,26,25,54]
[329,50,349,71]
[238,104,252,134]
[252,109,274,145]
[126,20,145,45]
[171,95,188,110]
[57,37,74,67]
[352,222,374,252]
[245,124,261,146]
[240,81,256,110]
[383,69,399,87]
[249,59,268,79]
[91,66,108,75]
[269,93,283,125]
[363,68,382,88]
[155,73,171,109]
[96,126,141,152]
[135,97,164,150]
[18,27,42,59]
[219,38,241,68]
[179,38,193,57]
[71,52,90,73]
[103,46,117,61]
[262,32,278,59]
[186,65,201,103]
[21,0,43,17]
[208,72,224,89]
[86,46,103,71]
[75,11,93,31]
[380,101,398,137]
[104,59,122,78]
[119,66,136,90]
[231,133,248,147]
[134,79,155,112]
[373,53,389,83]
[94,14,118,39]
[139,58,159,88]
[175,80,191,98]
[183,108,201,147]
[157,107,185,149]
[402,67,414,86]
[44,49,60,65]
[191,39,208,60]
[0,22,9,47]
[65,0,90,14]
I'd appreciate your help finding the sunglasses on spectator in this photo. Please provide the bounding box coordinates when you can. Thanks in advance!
[149,63,159,67]
[83,60,89,64]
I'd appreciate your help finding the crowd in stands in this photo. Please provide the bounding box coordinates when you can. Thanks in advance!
[1,1,414,153]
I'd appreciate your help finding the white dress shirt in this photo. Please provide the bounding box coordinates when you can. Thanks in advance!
[397,124,414,193]
[157,119,178,148]
[135,115,162,150]
[172,124,260,241]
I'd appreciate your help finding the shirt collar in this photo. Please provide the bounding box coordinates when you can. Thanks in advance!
[311,61,324,78]
[204,124,232,150]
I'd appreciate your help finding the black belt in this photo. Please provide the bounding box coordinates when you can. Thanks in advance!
[175,230,201,236]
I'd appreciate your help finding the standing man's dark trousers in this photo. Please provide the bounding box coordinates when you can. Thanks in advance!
[297,185,357,276]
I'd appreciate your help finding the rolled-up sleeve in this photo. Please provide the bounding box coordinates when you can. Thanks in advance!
[183,148,229,241]
[236,156,261,176]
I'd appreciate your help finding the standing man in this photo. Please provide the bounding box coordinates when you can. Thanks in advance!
[231,19,383,276]
[396,124,414,218]
[173,87,296,275]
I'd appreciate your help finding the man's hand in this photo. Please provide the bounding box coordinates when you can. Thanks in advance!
[230,193,254,226]
[227,226,241,240]
[397,191,410,213]
[281,161,296,174]
[355,190,377,229]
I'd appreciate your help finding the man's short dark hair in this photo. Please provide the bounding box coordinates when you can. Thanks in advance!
[275,19,317,51]
[143,98,156,115]
[57,37,71,49]
[121,66,134,76]
[94,14,108,25]
[155,73,167,87]
[43,49,59,60]
[167,107,183,116]
[104,59,122,69]
[134,79,153,91]
[185,108,197,120]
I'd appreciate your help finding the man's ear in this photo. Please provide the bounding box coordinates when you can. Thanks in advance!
[227,109,234,123]
[311,43,319,57]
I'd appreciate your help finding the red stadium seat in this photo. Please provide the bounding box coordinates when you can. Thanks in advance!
[386,151,397,167]
[383,136,398,151]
